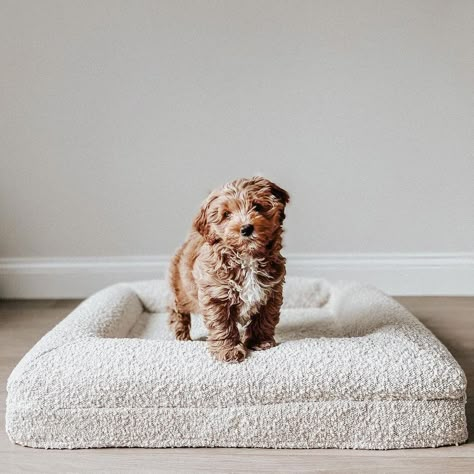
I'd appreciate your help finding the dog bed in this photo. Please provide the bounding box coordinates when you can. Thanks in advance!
[6,278,467,450]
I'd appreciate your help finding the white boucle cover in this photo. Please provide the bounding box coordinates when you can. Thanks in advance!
[6,278,468,449]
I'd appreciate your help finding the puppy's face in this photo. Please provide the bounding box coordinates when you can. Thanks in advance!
[193,177,289,253]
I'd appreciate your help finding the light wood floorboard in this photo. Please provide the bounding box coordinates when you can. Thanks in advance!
[1,297,473,473]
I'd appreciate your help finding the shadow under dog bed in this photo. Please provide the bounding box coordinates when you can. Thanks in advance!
[6,278,468,449]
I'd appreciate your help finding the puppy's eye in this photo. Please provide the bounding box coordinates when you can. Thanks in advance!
[253,203,264,213]
[222,210,231,219]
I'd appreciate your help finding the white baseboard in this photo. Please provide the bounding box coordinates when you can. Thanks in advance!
[0,253,473,299]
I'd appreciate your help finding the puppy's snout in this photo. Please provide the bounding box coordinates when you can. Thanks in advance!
[240,224,254,237]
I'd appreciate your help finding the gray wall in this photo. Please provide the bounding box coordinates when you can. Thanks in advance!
[1,0,473,258]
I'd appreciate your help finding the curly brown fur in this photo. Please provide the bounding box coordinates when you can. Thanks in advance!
[168,177,290,363]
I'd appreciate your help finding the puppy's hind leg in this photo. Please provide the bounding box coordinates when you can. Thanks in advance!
[168,308,192,341]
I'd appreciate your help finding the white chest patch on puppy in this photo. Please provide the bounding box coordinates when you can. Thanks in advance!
[236,258,269,326]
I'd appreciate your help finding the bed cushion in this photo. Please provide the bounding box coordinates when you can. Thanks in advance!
[6,278,468,449]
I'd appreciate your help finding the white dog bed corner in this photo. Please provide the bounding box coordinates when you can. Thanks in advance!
[6,278,468,450]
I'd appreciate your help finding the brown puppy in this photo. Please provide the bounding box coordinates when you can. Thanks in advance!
[168,177,290,363]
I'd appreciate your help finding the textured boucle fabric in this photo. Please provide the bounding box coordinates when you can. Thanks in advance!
[6,278,468,449]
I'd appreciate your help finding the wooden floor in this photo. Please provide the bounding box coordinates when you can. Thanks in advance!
[1,297,473,473]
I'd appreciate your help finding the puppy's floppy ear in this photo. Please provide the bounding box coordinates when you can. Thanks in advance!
[251,176,290,205]
[261,179,289,224]
[192,204,208,236]
[193,195,219,243]
[269,181,290,206]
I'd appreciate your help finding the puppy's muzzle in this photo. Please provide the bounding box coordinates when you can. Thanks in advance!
[240,224,254,237]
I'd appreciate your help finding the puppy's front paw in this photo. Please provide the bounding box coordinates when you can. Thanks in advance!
[213,342,248,363]
[175,331,192,341]
[244,337,276,351]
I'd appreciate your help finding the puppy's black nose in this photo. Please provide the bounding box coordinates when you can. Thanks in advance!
[240,224,254,237]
